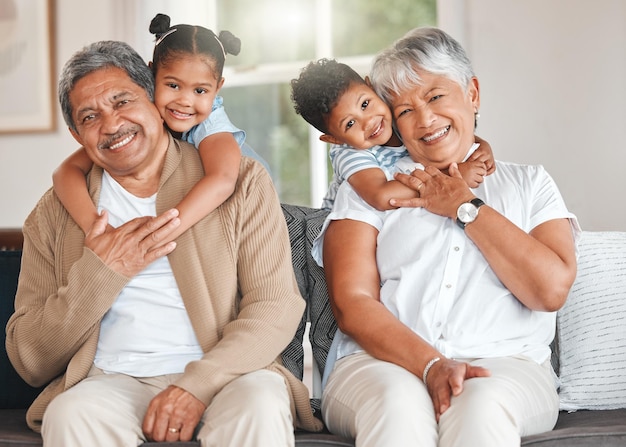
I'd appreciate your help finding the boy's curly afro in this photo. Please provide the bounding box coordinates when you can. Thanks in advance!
[290,58,366,134]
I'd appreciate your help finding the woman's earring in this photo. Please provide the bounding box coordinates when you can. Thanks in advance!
[474,109,481,120]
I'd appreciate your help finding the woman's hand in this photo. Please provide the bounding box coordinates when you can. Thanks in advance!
[425,358,491,421]
[390,163,474,218]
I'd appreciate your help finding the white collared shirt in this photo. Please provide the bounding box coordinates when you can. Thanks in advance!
[314,151,580,372]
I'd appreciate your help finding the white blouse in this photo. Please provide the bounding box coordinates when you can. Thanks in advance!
[314,153,580,371]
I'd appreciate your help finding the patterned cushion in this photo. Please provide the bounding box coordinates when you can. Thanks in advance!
[304,209,335,379]
[279,204,336,386]
[279,204,309,380]
[557,231,626,411]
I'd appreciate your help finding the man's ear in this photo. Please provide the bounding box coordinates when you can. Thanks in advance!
[319,134,343,145]
[69,127,84,146]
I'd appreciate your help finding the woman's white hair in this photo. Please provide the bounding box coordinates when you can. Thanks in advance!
[370,27,475,105]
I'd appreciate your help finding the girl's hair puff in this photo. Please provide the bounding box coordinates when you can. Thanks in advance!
[149,13,240,80]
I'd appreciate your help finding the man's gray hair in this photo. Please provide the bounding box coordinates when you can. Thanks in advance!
[58,41,154,132]
[370,27,475,105]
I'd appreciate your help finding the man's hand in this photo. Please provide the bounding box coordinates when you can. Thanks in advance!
[84,209,180,277]
[142,385,207,442]
[425,358,491,421]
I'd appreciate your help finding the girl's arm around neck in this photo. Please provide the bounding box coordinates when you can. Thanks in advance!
[52,147,98,233]
[171,132,241,239]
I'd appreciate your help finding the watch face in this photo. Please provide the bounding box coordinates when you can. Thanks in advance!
[457,202,478,223]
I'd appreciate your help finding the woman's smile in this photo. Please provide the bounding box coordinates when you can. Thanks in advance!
[422,125,450,143]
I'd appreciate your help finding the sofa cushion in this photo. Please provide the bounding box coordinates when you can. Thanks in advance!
[279,204,335,382]
[521,409,626,446]
[304,208,334,379]
[279,204,311,381]
[557,231,626,411]
[0,251,43,410]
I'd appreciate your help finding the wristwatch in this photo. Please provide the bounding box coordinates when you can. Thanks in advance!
[456,198,485,229]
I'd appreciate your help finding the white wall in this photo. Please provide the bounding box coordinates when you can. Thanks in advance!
[1,0,625,231]
[460,0,626,231]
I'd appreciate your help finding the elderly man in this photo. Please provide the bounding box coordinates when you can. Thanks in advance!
[6,40,321,446]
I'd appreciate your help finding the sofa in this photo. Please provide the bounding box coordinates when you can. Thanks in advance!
[1,204,625,446]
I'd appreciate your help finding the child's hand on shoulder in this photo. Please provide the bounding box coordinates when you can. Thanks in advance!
[456,136,496,188]
[473,136,496,175]
[457,159,487,188]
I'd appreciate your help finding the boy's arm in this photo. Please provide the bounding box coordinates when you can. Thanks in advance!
[52,147,98,233]
[348,168,418,211]
[172,132,241,238]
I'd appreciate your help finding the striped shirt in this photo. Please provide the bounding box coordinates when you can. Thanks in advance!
[322,143,408,210]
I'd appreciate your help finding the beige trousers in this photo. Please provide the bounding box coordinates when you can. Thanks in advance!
[322,351,559,447]
[41,366,294,447]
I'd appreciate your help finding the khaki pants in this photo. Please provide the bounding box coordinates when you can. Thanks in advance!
[42,366,294,447]
[322,351,558,447]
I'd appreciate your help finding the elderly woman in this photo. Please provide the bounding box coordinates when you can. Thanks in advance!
[314,27,579,446]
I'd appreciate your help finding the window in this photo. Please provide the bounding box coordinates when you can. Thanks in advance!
[132,0,437,207]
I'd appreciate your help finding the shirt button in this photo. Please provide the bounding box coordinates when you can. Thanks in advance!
[454,246,460,251]
[435,322,442,328]
[446,284,452,288]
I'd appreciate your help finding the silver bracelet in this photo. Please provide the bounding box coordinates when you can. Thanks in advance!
[422,357,441,384]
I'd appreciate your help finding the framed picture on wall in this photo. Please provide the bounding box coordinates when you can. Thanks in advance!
[0,0,55,134]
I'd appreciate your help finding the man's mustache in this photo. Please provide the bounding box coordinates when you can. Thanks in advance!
[98,126,140,150]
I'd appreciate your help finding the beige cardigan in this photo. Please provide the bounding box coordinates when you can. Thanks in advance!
[6,135,323,433]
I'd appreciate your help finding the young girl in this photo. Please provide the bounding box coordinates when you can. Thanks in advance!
[53,13,262,237]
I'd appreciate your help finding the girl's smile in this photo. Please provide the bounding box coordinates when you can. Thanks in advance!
[153,54,224,134]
